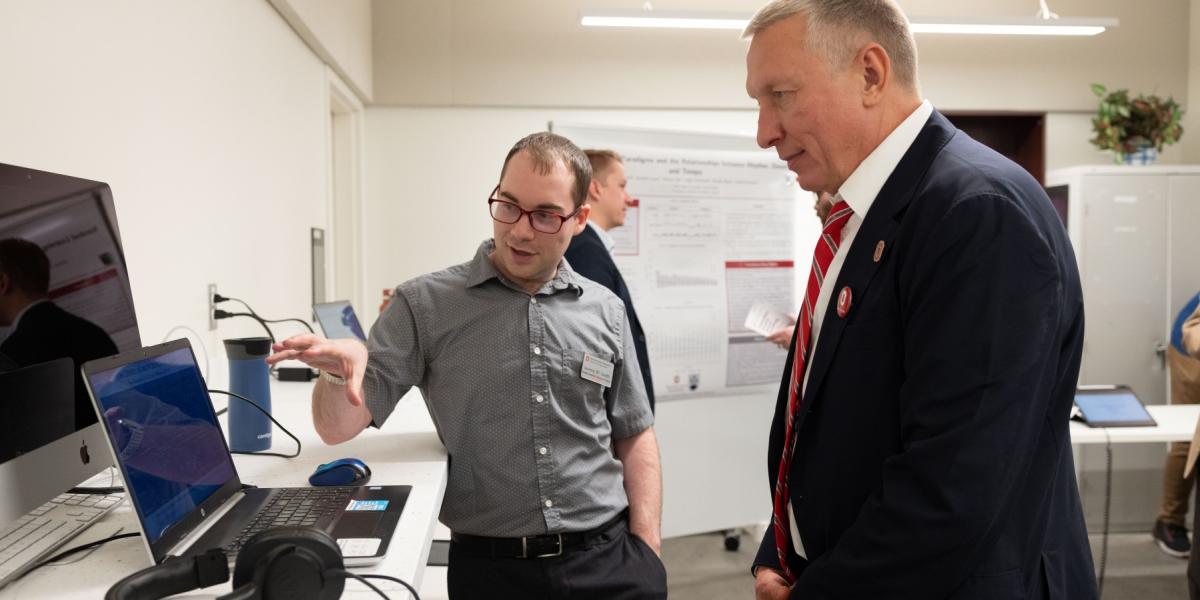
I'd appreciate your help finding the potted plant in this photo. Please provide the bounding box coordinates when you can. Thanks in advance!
[1090,84,1183,165]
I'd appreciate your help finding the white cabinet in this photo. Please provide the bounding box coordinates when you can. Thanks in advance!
[1047,165,1200,405]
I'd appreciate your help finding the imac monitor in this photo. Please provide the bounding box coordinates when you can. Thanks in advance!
[0,162,141,524]
[314,300,367,341]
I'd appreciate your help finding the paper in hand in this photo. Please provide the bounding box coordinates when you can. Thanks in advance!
[744,302,792,336]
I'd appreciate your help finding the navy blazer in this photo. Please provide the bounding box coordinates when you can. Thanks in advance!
[754,111,1097,600]
[564,224,654,411]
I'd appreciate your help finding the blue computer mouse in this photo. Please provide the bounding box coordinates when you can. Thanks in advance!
[308,457,372,486]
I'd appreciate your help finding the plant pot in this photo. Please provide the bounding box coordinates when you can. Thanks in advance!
[1117,145,1158,166]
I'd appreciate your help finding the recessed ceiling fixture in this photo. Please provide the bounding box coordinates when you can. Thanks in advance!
[580,1,1117,37]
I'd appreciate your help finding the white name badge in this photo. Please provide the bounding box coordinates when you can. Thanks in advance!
[580,353,615,388]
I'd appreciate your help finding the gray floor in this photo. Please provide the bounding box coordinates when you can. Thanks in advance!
[661,529,1190,599]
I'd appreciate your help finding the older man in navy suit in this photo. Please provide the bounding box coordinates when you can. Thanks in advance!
[564,150,654,411]
[744,1,1096,599]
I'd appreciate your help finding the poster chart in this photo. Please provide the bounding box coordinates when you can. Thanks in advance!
[593,143,798,399]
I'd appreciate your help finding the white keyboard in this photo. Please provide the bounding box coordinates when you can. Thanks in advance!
[0,492,123,586]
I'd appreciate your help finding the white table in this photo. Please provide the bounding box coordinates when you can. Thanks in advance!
[0,381,447,599]
[1069,405,1200,445]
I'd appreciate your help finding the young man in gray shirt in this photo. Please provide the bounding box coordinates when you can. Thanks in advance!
[269,132,664,599]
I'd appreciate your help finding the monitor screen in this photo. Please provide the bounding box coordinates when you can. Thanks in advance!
[0,162,141,522]
[314,300,366,341]
[86,345,236,543]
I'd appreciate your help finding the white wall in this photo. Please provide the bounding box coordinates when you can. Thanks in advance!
[0,0,331,385]
[270,0,373,101]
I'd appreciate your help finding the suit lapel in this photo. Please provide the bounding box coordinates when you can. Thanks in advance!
[795,111,957,426]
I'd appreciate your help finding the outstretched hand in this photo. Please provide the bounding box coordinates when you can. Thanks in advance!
[267,334,368,407]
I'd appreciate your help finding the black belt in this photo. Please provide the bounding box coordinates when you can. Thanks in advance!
[450,511,627,559]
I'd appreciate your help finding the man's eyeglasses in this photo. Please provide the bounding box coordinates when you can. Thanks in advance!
[487,186,581,234]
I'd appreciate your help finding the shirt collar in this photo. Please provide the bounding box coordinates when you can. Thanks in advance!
[835,100,933,218]
[466,239,583,296]
[586,221,616,254]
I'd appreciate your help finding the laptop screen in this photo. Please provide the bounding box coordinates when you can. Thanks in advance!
[314,300,366,341]
[1074,386,1156,427]
[86,345,237,544]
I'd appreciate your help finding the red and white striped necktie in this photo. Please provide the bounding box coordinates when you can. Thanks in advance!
[771,197,852,582]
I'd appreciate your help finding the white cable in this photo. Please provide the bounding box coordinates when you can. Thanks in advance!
[161,325,210,380]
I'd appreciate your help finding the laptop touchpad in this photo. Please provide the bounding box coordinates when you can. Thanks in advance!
[336,512,383,537]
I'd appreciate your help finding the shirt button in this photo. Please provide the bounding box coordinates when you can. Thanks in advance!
[531,297,538,304]
[534,394,544,403]
[544,499,553,508]
[539,447,548,455]
[533,346,542,355]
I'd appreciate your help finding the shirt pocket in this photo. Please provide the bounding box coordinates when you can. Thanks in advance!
[560,348,613,426]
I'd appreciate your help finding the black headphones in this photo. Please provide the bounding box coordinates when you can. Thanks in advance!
[106,527,344,600]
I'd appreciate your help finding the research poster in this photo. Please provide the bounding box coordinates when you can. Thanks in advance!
[610,145,798,399]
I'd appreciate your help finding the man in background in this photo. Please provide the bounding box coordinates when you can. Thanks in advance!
[565,149,655,411]
[1157,295,1200,558]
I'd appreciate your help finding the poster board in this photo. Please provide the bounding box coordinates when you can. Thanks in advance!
[551,121,800,536]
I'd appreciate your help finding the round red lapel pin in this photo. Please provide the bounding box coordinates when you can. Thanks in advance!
[837,286,852,318]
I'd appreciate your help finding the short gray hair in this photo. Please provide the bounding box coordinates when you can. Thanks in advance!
[500,132,592,208]
[744,0,918,93]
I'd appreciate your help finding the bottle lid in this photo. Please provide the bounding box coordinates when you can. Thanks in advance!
[223,337,272,359]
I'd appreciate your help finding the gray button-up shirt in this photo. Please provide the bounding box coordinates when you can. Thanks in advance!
[363,239,653,537]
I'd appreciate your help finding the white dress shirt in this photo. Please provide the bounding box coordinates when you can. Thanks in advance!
[790,100,934,558]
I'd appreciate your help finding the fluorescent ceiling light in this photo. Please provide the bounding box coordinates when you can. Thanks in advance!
[909,17,1117,36]
[580,12,746,30]
[579,11,1118,37]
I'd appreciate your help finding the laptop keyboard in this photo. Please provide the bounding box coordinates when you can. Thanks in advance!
[0,492,123,585]
[224,487,356,555]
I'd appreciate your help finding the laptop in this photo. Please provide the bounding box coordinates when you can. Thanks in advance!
[81,338,410,566]
[314,300,367,341]
[1073,385,1158,428]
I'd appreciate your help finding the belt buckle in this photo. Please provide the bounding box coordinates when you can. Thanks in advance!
[521,534,564,558]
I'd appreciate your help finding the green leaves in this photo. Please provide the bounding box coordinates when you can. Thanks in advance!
[1089,83,1184,154]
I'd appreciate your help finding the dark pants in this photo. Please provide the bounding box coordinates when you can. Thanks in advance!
[447,522,667,600]
[1191,474,1200,599]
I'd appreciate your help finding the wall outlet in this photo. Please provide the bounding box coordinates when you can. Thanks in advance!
[207,283,218,330]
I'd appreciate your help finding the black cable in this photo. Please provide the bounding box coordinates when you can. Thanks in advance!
[1097,428,1112,598]
[260,317,315,334]
[208,389,301,458]
[212,310,276,344]
[67,486,124,495]
[23,532,141,576]
[325,568,421,600]
[215,295,262,318]
[215,294,314,336]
